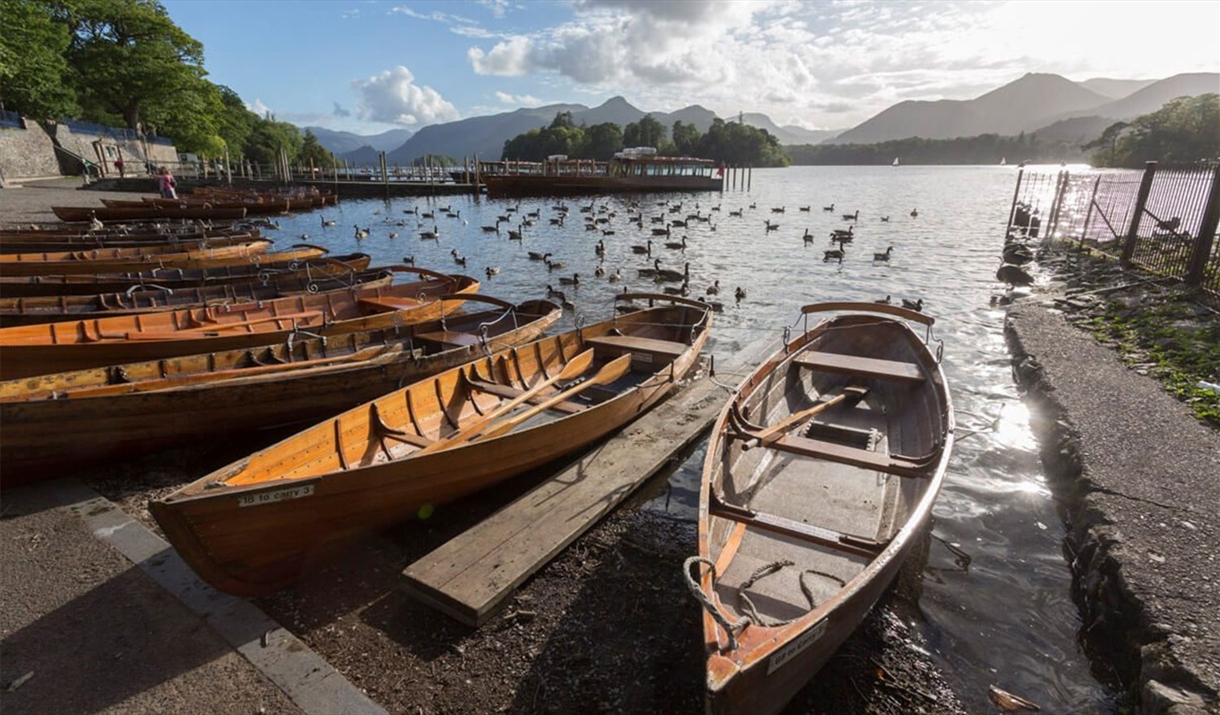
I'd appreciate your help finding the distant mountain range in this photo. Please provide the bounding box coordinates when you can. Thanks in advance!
[828,72,1218,145]
[302,71,1218,163]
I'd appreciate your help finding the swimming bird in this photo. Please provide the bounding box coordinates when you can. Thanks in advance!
[354,225,369,239]
[638,258,663,278]
[299,233,310,240]
[528,251,549,261]
[841,210,859,221]
[402,255,415,265]
[875,295,892,305]
[631,240,653,255]
[665,235,687,250]
[879,216,890,222]
[546,285,566,301]
[764,220,779,231]
[595,264,605,278]
[419,225,439,239]
[728,209,743,217]
[771,206,785,214]
[902,298,924,312]
[607,267,622,283]
[454,255,467,267]
[321,217,336,227]
[595,239,606,257]
[830,226,854,240]
[748,202,757,209]
[546,257,567,271]
[803,228,814,244]
[663,281,690,296]
[507,225,523,241]
[485,266,500,277]
[654,262,688,283]
[652,225,671,237]
[823,203,834,212]
[481,224,500,233]
[706,280,720,295]
[558,273,580,286]
[873,246,894,261]
[824,248,845,261]
[735,286,747,303]
[910,208,919,218]
[798,206,811,212]
[388,231,399,239]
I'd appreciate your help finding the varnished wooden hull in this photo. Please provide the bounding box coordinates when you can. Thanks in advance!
[52,205,249,222]
[0,267,397,326]
[0,299,560,484]
[695,303,954,715]
[149,294,712,596]
[0,242,329,278]
[0,270,479,379]
[0,231,262,253]
[0,253,372,298]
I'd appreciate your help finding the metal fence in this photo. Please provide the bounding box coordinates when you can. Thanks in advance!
[1008,161,1220,303]
[58,118,145,140]
[0,109,24,129]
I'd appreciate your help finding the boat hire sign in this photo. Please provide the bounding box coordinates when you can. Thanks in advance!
[237,484,314,507]
[767,618,828,674]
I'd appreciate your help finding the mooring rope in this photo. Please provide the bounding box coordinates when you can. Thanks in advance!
[737,559,847,629]
[683,556,749,650]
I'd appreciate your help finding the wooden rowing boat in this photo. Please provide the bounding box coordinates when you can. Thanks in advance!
[149,292,712,596]
[0,238,270,265]
[0,267,479,379]
[0,253,372,298]
[691,302,954,715]
[0,243,325,277]
[0,296,560,485]
[0,266,399,326]
[0,231,262,253]
[52,205,249,222]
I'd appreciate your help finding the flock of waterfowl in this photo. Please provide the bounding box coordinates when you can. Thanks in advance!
[330,197,928,315]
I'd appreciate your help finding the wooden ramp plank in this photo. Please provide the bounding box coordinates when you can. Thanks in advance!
[401,369,726,626]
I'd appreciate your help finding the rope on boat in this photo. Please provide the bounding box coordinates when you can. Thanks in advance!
[683,557,749,650]
[737,559,846,629]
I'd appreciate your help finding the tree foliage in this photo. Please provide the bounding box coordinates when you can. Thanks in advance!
[1090,94,1219,168]
[503,113,788,166]
[787,132,1073,165]
[0,0,77,119]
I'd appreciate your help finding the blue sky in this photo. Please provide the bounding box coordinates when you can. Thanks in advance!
[163,0,1220,136]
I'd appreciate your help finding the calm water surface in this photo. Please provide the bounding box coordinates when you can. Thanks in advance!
[264,165,1114,713]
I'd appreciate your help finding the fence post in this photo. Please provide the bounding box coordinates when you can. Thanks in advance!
[1047,169,1070,239]
[1079,174,1102,247]
[1121,161,1157,265]
[1005,167,1025,232]
[1185,163,1220,286]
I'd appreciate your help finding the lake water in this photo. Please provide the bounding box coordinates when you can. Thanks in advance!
[263,165,1116,713]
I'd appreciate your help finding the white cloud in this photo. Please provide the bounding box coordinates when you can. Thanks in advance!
[341,8,359,19]
[495,91,545,106]
[351,66,460,126]
[478,0,510,18]
[246,98,273,117]
[469,36,535,76]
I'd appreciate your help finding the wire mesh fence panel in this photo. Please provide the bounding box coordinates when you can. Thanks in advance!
[1129,167,1214,279]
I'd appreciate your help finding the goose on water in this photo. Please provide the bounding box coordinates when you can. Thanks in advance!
[507,226,523,240]
[802,228,814,244]
[902,298,923,311]
[546,285,566,301]
[652,226,671,237]
[631,240,653,255]
[321,217,336,227]
[558,273,580,286]
[354,225,369,239]
[595,240,606,257]
[595,264,605,277]
[764,220,779,231]
[485,266,500,277]
[638,258,662,278]
[528,251,549,261]
[875,295,892,305]
[735,286,747,302]
[824,248,845,261]
[654,262,688,283]
[419,225,439,239]
[546,257,567,271]
[771,206,785,214]
[706,280,720,295]
[841,210,860,221]
[880,216,890,222]
[607,267,622,283]
[873,246,894,261]
[910,208,919,218]
[798,206,811,212]
[665,235,687,250]
[823,203,834,212]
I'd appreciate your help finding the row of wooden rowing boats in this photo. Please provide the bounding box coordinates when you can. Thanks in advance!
[0,218,953,715]
[49,186,337,222]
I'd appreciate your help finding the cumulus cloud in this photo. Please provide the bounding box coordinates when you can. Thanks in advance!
[351,66,460,126]
[332,102,351,118]
[469,36,535,76]
[246,98,273,118]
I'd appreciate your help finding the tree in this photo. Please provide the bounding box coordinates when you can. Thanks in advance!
[299,130,334,167]
[244,116,303,166]
[623,114,666,148]
[213,85,257,160]
[0,0,77,119]
[1101,94,1219,167]
[59,0,208,131]
[672,120,700,156]
[579,122,623,160]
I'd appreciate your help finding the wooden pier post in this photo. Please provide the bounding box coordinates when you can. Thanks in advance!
[224,146,232,187]
[1005,166,1025,232]
[1078,174,1102,246]
[1185,163,1220,286]
[1046,169,1070,239]
[747,165,752,191]
[1120,161,1158,265]
[380,152,389,197]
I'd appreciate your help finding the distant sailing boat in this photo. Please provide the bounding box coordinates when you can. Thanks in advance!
[892,157,899,167]
[1000,157,1007,166]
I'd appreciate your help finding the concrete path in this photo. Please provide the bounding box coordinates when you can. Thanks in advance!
[1006,304,1219,715]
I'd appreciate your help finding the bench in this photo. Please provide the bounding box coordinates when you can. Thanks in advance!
[585,334,688,369]
[793,350,925,384]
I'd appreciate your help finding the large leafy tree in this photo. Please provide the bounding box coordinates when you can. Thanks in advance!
[579,122,623,160]
[244,116,304,166]
[214,85,256,159]
[58,0,208,132]
[1097,94,1219,167]
[0,0,77,119]
[672,120,701,156]
[623,114,666,148]
[299,130,335,167]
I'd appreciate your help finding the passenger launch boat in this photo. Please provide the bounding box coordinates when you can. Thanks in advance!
[150,293,711,596]
[691,302,954,715]
[482,148,723,196]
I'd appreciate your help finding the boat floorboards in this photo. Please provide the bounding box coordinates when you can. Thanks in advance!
[401,369,723,626]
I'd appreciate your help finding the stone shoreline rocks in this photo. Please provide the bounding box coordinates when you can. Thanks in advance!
[1004,269,1219,714]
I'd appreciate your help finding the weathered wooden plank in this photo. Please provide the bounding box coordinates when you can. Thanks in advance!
[792,350,925,383]
[401,371,726,626]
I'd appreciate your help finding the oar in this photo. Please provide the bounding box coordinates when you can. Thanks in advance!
[413,348,595,457]
[744,385,869,449]
[470,353,633,442]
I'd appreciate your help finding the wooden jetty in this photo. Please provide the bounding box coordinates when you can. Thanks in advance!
[401,366,727,626]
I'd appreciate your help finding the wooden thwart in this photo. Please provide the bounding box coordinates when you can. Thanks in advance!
[768,434,933,479]
[793,350,925,384]
[401,370,725,626]
[708,495,885,559]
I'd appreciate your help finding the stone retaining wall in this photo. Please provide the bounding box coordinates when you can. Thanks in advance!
[0,121,61,180]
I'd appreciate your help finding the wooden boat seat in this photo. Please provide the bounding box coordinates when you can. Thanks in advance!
[793,350,925,384]
[464,377,586,415]
[584,334,687,368]
[358,296,421,314]
[414,330,482,349]
[709,494,885,558]
[767,434,934,479]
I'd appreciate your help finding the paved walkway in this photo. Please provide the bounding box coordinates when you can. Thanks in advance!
[1006,303,1219,714]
